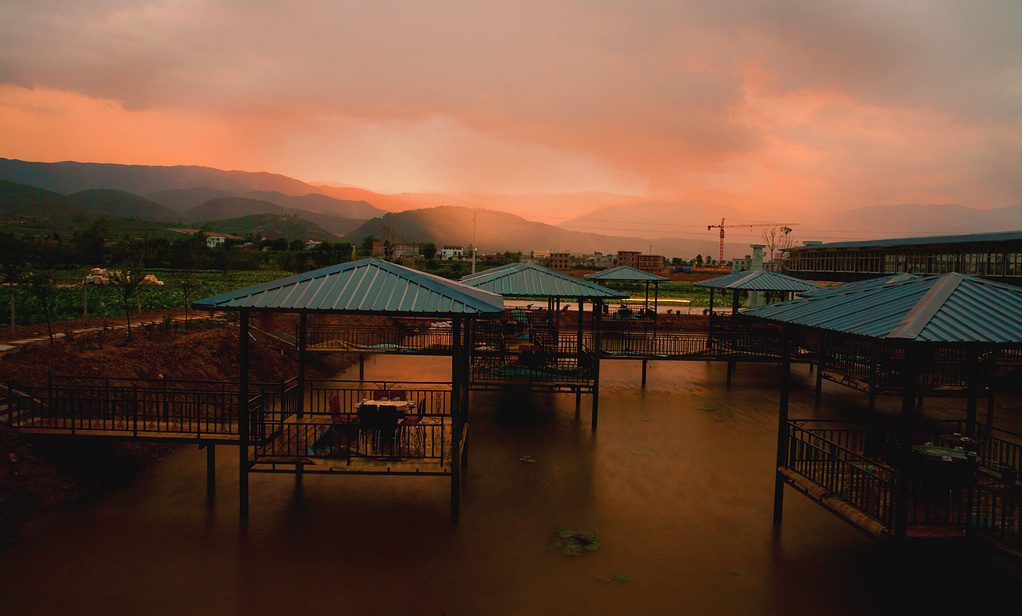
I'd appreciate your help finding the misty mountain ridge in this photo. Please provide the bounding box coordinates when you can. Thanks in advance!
[345,206,724,258]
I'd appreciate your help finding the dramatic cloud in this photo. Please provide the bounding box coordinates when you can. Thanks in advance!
[0,0,1019,213]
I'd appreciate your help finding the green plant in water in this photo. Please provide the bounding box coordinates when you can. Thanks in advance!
[553,527,601,556]
[519,455,536,463]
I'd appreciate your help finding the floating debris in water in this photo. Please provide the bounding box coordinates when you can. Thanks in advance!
[553,528,601,556]
[519,455,536,463]
[643,418,652,422]
[614,574,629,582]
[698,406,714,411]
[633,449,654,456]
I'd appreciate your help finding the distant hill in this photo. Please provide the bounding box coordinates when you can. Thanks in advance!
[186,197,286,222]
[809,203,1022,242]
[558,200,787,241]
[345,206,724,258]
[0,158,324,197]
[240,190,384,219]
[0,179,182,237]
[204,214,341,241]
[146,187,237,213]
[69,189,181,223]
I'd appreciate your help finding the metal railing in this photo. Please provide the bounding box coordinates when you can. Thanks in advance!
[6,376,294,443]
[254,380,453,464]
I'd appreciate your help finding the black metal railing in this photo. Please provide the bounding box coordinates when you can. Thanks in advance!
[786,421,897,527]
[305,325,453,353]
[7,376,292,442]
[254,380,453,464]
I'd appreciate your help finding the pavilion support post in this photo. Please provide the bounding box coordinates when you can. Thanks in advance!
[727,361,734,387]
[297,312,307,419]
[653,282,659,337]
[709,288,714,326]
[966,345,980,436]
[592,299,603,431]
[772,327,792,527]
[206,444,215,501]
[815,334,826,405]
[986,347,998,429]
[451,318,463,523]
[238,310,250,520]
[359,353,365,381]
[868,344,879,412]
[641,359,648,387]
[893,344,918,542]
[731,290,740,315]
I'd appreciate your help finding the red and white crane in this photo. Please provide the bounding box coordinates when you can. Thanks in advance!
[707,219,798,263]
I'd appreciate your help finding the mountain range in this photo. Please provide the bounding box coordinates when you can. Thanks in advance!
[2,158,1019,259]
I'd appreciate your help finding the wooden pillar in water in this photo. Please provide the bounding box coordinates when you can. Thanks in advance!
[653,282,659,337]
[772,326,792,527]
[206,444,215,501]
[238,310,250,519]
[966,344,980,436]
[641,359,648,387]
[592,299,603,431]
[358,353,365,380]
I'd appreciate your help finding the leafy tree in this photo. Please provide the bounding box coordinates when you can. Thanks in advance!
[108,268,146,338]
[421,242,438,262]
[28,270,57,346]
[0,236,28,331]
[360,235,377,257]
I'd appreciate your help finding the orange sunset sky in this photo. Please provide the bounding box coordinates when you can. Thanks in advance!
[0,1,1019,218]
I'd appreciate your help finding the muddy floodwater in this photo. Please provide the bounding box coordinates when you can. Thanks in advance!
[2,355,1022,615]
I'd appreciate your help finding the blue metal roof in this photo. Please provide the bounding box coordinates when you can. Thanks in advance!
[696,269,824,293]
[744,273,1022,343]
[796,273,921,297]
[584,266,669,282]
[789,230,1022,252]
[460,263,628,299]
[193,258,505,317]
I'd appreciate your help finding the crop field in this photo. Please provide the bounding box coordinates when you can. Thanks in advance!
[4,269,292,328]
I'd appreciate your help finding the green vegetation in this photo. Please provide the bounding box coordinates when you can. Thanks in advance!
[7,269,291,328]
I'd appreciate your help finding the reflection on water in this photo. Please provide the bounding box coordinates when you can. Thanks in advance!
[2,355,1021,615]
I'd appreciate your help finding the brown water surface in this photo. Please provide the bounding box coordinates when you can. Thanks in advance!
[2,355,1021,615]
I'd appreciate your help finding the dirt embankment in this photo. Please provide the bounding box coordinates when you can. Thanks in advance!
[0,317,358,543]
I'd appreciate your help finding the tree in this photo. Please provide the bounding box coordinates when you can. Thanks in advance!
[421,242,438,262]
[762,226,795,263]
[360,235,377,257]
[28,270,57,346]
[0,236,28,331]
[109,268,146,338]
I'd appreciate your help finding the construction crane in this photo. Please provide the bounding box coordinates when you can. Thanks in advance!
[707,218,798,264]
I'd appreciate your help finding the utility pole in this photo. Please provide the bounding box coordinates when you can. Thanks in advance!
[472,209,477,274]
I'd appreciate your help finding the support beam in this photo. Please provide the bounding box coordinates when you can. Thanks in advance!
[297,312,307,419]
[773,327,792,527]
[451,318,462,523]
[592,299,603,431]
[815,334,826,405]
[641,359,648,387]
[238,310,250,520]
[893,344,918,541]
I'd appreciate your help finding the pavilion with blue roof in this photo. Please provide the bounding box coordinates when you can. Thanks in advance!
[194,258,506,522]
[741,272,1022,546]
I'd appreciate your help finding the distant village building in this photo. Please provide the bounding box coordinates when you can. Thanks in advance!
[616,250,641,268]
[441,246,464,261]
[636,254,666,275]
[304,239,322,249]
[206,234,227,248]
[549,252,572,270]
[393,242,420,260]
[591,252,616,269]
